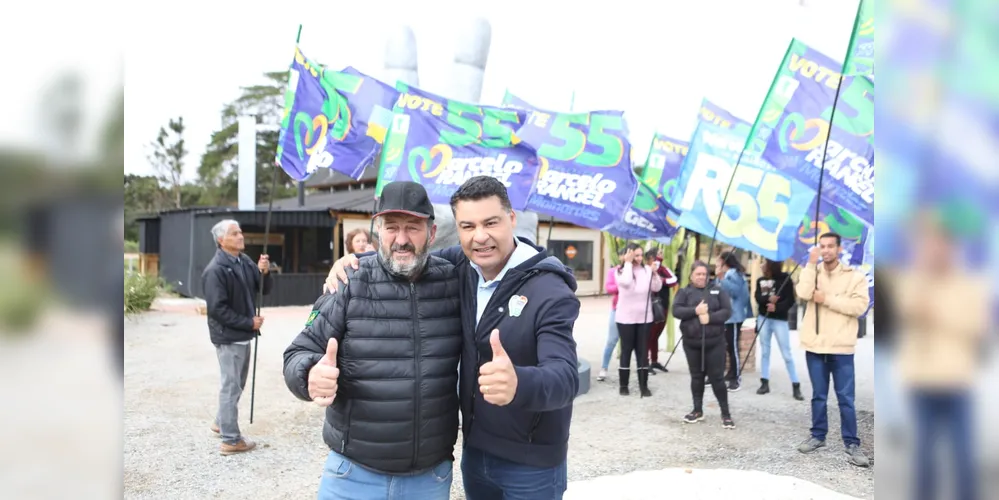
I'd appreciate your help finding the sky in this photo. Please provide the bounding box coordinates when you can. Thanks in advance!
[0,2,123,164]
[1,0,859,181]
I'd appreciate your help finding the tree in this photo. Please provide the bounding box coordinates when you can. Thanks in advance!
[100,87,124,171]
[198,71,296,207]
[123,174,165,241]
[148,117,187,208]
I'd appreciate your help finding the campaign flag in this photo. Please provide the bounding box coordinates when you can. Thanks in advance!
[745,39,875,224]
[793,201,870,266]
[603,178,679,242]
[511,94,637,231]
[699,99,753,139]
[640,135,688,204]
[501,90,534,110]
[669,100,756,212]
[276,47,397,180]
[843,0,874,77]
[673,122,816,261]
[376,84,538,208]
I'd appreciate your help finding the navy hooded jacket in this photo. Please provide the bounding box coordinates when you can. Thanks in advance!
[435,237,580,468]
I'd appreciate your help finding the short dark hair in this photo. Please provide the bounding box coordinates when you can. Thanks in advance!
[691,260,710,274]
[819,232,842,246]
[449,176,513,214]
[625,242,642,252]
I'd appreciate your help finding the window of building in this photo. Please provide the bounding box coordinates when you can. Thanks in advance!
[548,240,594,281]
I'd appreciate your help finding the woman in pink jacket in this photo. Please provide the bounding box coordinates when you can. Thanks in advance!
[598,246,631,381]
[615,246,663,397]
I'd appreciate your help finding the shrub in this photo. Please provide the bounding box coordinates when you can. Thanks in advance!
[0,276,46,334]
[124,272,167,315]
[124,240,139,253]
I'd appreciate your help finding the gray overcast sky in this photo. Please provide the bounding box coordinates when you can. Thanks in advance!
[0,0,858,180]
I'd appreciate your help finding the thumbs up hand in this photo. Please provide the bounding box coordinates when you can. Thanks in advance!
[478,329,518,406]
[309,338,340,407]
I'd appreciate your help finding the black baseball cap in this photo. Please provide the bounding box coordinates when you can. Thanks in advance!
[373,181,435,220]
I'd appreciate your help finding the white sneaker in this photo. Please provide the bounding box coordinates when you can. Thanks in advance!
[597,369,607,381]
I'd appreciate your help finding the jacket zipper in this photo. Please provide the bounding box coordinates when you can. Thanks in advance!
[470,272,537,441]
[341,399,353,453]
[527,413,542,443]
[410,282,422,469]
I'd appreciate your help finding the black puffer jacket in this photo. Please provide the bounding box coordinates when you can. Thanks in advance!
[672,284,732,347]
[282,254,462,474]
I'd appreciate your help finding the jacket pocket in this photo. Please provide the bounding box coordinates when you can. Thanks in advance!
[475,402,536,444]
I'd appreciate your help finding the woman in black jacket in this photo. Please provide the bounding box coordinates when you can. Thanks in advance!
[753,259,803,400]
[673,261,735,428]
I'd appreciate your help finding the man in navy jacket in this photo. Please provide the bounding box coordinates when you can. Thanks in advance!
[327,176,580,499]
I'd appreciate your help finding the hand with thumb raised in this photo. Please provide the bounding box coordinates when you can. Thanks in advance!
[490,328,508,360]
[309,338,340,407]
[478,329,518,406]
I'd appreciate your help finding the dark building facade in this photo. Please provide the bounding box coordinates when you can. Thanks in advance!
[137,207,334,307]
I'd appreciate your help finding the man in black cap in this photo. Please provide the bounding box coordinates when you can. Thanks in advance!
[283,181,463,500]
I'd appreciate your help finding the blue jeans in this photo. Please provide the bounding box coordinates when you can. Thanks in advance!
[601,309,618,370]
[911,390,976,500]
[805,351,859,447]
[318,450,452,500]
[461,446,567,500]
[758,317,799,383]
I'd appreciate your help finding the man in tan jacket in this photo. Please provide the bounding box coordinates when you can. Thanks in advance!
[794,232,870,467]
[894,212,988,500]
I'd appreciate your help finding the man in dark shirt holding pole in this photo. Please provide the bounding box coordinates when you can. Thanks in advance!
[201,219,271,455]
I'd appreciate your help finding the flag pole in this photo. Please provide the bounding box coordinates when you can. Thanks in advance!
[250,23,302,425]
[741,1,868,375]
[813,0,865,336]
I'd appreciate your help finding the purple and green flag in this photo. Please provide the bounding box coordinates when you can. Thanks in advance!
[744,39,875,224]
[376,84,537,208]
[276,47,397,181]
[507,92,638,231]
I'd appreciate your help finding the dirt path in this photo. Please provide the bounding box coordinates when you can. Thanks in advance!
[123,297,874,499]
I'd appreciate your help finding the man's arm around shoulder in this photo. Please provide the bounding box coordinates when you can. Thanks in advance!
[431,245,467,266]
[283,288,347,401]
[511,287,580,413]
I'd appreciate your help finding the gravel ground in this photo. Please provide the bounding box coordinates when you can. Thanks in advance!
[124,296,874,499]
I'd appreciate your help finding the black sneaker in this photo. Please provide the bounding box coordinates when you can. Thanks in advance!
[797,437,826,454]
[722,415,736,429]
[683,411,705,424]
[845,444,870,467]
[727,380,741,392]
[650,362,668,373]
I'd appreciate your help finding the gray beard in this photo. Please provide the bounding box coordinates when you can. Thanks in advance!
[378,245,430,280]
